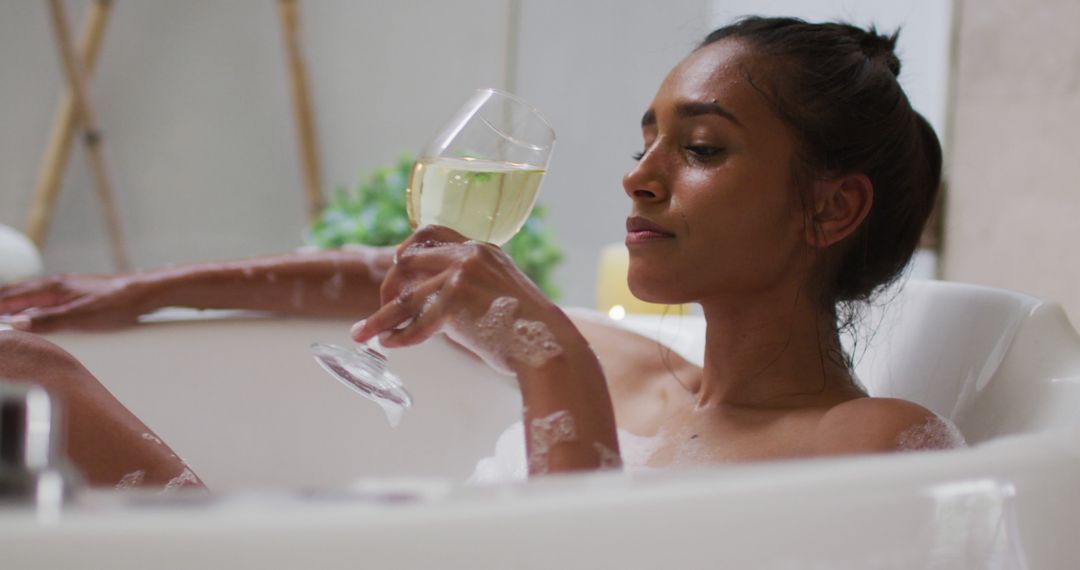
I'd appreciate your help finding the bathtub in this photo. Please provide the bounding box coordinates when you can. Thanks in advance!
[2,280,1079,568]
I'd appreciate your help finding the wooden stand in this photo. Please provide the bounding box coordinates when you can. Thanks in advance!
[27,0,122,265]
[279,0,324,221]
[44,0,130,271]
[26,0,325,269]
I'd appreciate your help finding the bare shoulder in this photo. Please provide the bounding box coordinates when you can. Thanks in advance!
[813,397,964,455]
[567,311,699,393]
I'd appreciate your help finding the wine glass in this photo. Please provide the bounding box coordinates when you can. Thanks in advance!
[312,88,555,425]
[406,88,555,245]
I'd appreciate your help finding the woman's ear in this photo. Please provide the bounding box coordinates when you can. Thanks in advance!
[804,173,873,248]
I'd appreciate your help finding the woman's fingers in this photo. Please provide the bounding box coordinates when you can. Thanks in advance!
[394,225,469,257]
[0,280,68,315]
[378,290,448,348]
[355,225,532,351]
[0,278,50,298]
[0,292,65,315]
[7,298,97,332]
[392,241,472,277]
[391,239,512,291]
[381,229,494,305]
[379,247,457,305]
[353,272,449,344]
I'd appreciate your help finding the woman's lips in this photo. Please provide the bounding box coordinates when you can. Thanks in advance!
[625,229,675,244]
[625,216,675,245]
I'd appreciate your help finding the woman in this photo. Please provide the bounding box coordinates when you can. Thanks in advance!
[0,17,958,487]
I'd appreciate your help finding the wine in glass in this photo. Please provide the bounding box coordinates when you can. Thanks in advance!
[312,89,555,425]
[407,88,555,245]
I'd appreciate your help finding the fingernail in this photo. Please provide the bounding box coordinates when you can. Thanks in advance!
[349,319,367,340]
[9,315,30,330]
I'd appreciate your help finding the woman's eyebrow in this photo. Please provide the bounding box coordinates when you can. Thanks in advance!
[677,101,742,126]
[640,102,742,128]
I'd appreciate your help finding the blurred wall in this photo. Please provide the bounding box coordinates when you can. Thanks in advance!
[1,1,954,309]
[0,0,512,271]
[942,0,1080,324]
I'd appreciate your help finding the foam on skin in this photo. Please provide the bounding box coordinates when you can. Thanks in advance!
[528,410,578,474]
[896,415,967,451]
[447,296,564,375]
[421,291,440,314]
[161,467,200,492]
[115,470,145,490]
[470,424,660,483]
[321,270,345,301]
[593,442,623,470]
[393,242,563,373]
[141,431,187,462]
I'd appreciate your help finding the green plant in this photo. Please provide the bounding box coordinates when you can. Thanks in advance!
[305,155,563,299]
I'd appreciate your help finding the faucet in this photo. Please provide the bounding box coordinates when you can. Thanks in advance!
[0,381,80,513]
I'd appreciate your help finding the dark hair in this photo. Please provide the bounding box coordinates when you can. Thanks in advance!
[699,17,943,313]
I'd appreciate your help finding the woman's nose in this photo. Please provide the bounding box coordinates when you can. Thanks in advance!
[622,147,669,203]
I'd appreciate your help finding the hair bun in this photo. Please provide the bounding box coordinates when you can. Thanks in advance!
[860,27,901,77]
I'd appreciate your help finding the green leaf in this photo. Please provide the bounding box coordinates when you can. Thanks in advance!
[305,155,564,300]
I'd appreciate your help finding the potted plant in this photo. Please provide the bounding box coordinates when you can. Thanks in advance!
[305,156,564,299]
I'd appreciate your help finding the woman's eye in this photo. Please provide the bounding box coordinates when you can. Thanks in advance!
[685,145,723,159]
[632,144,723,162]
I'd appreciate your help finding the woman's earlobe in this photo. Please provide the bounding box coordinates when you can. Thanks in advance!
[805,174,874,248]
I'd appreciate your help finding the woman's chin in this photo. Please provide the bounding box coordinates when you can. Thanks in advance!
[627,274,688,306]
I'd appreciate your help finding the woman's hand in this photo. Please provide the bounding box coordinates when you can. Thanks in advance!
[0,274,150,332]
[351,225,569,375]
[355,226,621,475]
[0,248,395,333]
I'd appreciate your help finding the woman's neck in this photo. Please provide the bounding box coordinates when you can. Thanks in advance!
[695,284,857,409]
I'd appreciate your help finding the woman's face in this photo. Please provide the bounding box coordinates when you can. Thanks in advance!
[623,40,809,306]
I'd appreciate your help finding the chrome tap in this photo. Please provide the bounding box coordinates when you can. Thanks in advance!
[0,381,80,511]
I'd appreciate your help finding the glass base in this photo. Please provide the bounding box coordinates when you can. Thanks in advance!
[310,342,413,427]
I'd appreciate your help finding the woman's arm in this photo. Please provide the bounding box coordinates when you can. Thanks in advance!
[514,320,622,473]
[144,247,393,317]
[353,226,621,475]
[0,247,394,332]
[0,330,204,489]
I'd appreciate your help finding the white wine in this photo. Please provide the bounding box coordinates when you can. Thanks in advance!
[407,157,546,245]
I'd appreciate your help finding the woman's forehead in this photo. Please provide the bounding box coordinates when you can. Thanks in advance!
[659,41,749,103]
[649,40,781,133]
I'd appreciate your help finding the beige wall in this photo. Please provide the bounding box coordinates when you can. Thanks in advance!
[0,1,512,271]
[0,1,973,309]
[943,0,1080,323]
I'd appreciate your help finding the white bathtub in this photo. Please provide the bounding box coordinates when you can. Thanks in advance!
[2,280,1079,568]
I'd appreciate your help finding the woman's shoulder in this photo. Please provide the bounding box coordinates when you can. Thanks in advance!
[812,397,966,455]
[568,310,701,389]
